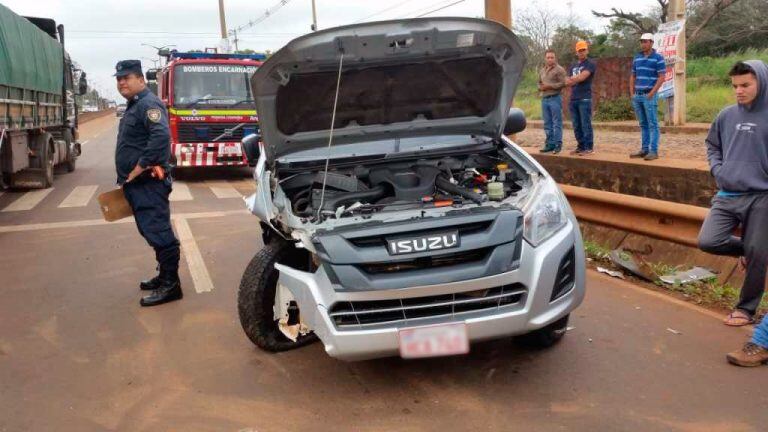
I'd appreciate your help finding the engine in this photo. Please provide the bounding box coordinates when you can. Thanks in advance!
[279,153,525,222]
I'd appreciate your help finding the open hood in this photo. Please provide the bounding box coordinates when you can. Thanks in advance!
[251,17,526,161]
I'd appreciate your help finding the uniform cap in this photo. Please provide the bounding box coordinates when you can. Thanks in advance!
[114,60,143,77]
[574,40,588,52]
[640,33,655,41]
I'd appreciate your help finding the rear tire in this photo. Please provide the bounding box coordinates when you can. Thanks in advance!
[33,133,54,188]
[237,239,318,352]
[64,130,76,173]
[518,314,569,348]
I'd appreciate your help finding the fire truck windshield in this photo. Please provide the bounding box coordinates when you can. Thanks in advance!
[173,63,257,108]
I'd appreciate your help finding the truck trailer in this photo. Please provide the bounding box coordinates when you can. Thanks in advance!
[0,4,87,189]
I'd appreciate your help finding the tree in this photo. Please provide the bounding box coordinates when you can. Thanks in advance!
[591,0,668,35]
[549,25,596,66]
[687,0,767,55]
[514,1,565,66]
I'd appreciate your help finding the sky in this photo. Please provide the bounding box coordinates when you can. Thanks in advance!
[2,0,659,101]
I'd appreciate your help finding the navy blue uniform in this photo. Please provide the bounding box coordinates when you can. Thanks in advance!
[116,88,180,279]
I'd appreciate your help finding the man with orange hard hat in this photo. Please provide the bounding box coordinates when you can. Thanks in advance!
[565,40,597,156]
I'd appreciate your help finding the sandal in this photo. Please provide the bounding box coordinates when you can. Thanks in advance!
[723,310,755,327]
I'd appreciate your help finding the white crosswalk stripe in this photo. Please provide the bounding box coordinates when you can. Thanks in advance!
[170,181,193,201]
[2,189,54,212]
[58,185,99,208]
[0,178,256,212]
[205,181,242,199]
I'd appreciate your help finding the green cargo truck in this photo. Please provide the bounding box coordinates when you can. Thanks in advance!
[0,4,87,189]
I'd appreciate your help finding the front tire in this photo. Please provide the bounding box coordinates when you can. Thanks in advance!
[518,314,570,348]
[237,240,318,352]
[64,130,76,173]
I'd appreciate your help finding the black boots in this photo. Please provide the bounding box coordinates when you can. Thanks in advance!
[139,275,162,291]
[140,272,183,307]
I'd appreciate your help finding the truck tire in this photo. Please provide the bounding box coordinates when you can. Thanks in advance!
[64,130,76,172]
[33,133,55,188]
[518,314,569,348]
[238,239,318,352]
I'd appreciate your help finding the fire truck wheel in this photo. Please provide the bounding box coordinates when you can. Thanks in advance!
[238,238,318,352]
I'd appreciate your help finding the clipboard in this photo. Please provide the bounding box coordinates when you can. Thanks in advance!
[97,188,133,222]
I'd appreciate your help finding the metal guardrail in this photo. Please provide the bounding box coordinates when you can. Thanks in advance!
[560,184,709,248]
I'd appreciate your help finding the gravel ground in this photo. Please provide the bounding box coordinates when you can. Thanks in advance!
[515,127,710,162]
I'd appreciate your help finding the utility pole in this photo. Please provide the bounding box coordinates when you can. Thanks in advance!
[668,0,686,125]
[484,0,512,29]
[218,0,231,53]
[311,0,318,31]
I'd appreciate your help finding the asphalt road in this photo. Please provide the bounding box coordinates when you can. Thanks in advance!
[1,117,766,432]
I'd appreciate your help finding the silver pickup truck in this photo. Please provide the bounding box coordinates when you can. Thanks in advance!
[237,17,586,361]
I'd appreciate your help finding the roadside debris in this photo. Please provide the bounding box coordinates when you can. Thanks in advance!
[666,328,682,335]
[609,248,656,282]
[659,267,716,285]
[597,266,625,279]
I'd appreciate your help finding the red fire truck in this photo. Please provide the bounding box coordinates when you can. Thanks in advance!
[152,51,265,168]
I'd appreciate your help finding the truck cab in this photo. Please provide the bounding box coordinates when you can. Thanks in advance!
[155,51,264,168]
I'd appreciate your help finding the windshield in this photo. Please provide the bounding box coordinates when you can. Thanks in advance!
[173,63,257,108]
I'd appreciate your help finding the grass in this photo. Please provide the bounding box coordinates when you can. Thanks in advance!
[581,240,768,318]
[513,49,768,123]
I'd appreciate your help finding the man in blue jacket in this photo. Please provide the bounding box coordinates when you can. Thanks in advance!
[698,60,768,348]
[114,59,182,307]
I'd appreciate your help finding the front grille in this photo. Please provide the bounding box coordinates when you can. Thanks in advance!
[358,247,490,274]
[348,220,493,249]
[551,247,576,301]
[176,122,257,143]
[329,283,526,329]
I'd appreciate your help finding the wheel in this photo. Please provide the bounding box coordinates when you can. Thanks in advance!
[32,133,54,188]
[518,314,570,348]
[238,239,318,352]
[64,129,76,172]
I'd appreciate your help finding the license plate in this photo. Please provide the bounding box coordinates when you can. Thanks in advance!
[398,323,469,359]
[387,230,460,255]
[221,144,240,155]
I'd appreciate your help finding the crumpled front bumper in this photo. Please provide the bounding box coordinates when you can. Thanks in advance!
[276,220,585,361]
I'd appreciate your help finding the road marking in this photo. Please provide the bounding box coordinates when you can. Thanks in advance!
[206,181,242,199]
[58,185,99,208]
[174,218,214,294]
[170,181,193,201]
[80,140,89,145]
[0,209,247,233]
[2,189,54,212]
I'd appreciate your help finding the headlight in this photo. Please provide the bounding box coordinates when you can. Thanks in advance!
[523,179,568,246]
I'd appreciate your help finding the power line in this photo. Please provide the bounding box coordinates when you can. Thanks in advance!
[397,0,467,19]
[353,0,414,23]
[230,0,294,35]
[69,30,297,36]
[415,0,468,18]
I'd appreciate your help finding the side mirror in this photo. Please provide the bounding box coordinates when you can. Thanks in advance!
[78,73,88,96]
[503,107,527,135]
[145,69,157,81]
[242,133,261,162]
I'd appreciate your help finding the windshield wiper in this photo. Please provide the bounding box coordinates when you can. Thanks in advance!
[230,98,255,107]
[183,95,216,108]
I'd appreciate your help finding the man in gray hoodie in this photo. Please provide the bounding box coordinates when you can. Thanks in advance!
[698,60,768,333]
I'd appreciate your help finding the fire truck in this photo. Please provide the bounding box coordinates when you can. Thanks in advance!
[151,51,265,168]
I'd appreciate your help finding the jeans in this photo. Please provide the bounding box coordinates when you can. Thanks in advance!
[569,99,593,151]
[698,194,768,315]
[753,316,768,348]
[541,94,563,151]
[632,93,660,154]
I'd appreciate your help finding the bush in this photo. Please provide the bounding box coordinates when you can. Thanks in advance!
[594,96,634,121]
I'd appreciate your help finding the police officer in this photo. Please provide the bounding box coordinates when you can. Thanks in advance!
[114,59,182,307]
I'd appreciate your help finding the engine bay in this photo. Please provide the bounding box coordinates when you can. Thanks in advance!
[276,148,528,223]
